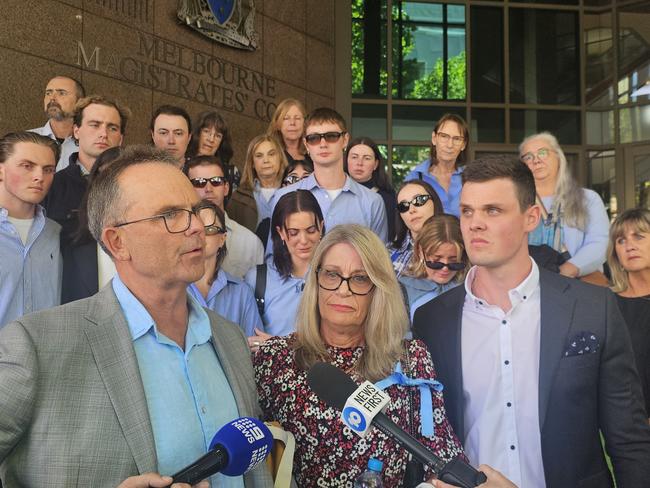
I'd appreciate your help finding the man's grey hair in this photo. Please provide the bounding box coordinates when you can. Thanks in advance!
[86,144,179,253]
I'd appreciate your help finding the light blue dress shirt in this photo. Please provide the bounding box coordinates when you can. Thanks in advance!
[403,159,464,217]
[538,189,610,275]
[244,258,305,336]
[399,274,459,321]
[0,206,61,328]
[187,269,263,337]
[253,181,278,226]
[271,173,389,242]
[112,276,244,488]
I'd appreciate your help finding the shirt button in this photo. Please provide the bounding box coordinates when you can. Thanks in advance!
[510,445,516,450]
[504,360,510,365]
[201,406,206,414]
[523,295,527,300]
[507,402,512,407]
[501,320,507,325]
[478,301,483,305]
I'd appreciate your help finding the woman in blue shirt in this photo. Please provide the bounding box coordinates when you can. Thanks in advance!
[399,214,468,322]
[188,203,264,337]
[403,113,469,217]
[245,190,324,350]
[519,132,609,278]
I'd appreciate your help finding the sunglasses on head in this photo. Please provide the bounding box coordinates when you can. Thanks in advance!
[425,261,465,271]
[397,194,432,213]
[304,131,346,146]
[190,176,226,188]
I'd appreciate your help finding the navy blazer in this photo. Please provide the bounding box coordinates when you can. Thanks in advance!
[61,241,98,304]
[414,268,650,488]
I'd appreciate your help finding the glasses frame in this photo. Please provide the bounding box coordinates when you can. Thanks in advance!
[436,131,465,147]
[520,147,553,164]
[113,202,217,234]
[397,194,432,213]
[425,260,465,271]
[190,176,227,188]
[304,131,347,146]
[315,267,375,296]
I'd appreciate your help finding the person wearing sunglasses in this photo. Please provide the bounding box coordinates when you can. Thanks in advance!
[228,134,287,244]
[271,107,389,244]
[399,215,468,322]
[281,159,313,187]
[185,155,264,279]
[403,113,469,217]
[388,180,443,277]
[519,132,609,281]
[187,202,264,337]
[344,136,397,240]
[253,224,465,486]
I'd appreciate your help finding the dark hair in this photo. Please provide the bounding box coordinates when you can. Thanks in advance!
[74,147,125,245]
[271,190,324,279]
[0,131,60,164]
[344,137,391,192]
[430,113,469,168]
[392,180,444,247]
[73,95,131,135]
[462,155,536,211]
[282,160,314,184]
[150,105,192,134]
[304,107,347,133]
[208,203,228,280]
[51,76,85,99]
[187,111,234,163]
[184,154,228,178]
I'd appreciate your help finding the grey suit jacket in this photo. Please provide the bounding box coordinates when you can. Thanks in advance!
[414,268,650,488]
[0,285,273,488]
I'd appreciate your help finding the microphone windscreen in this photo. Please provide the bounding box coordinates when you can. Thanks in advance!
[307,362,359,410]
[209,417,274,476]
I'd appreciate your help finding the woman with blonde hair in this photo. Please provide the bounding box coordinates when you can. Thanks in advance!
[400,214,468,321]
[254,224,465,486]
[607,208,650,419]
[519,132,609,279]
[267,98,312,165]
[227,134,287,240]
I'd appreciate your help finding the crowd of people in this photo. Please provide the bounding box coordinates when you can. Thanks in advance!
[0,75,649,488]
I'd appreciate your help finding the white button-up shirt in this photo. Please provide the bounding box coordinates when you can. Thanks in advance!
[461,258,546,488]
[29,120,78,171]
[222,212,264,279]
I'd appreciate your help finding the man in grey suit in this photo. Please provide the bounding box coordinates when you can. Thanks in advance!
[414,156,650,488]
[0,146,273,487]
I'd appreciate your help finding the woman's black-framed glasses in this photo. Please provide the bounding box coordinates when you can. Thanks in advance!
[425,261,465,271]
[113,203,218,234]
[397,194,432,213]
[190,176,227,188]
[304,131,347,146]
[316,267,375,295]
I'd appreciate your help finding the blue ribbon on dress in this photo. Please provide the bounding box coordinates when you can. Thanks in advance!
[374,362,443,438]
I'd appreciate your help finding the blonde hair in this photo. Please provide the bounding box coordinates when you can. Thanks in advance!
[293,224,409,382]
[239,134,288,192]
[408,215,468,283]
[519,132,587,229]
[266,98,307,153]
[607,208,650,293]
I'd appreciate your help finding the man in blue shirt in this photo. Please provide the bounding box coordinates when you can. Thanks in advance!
[0,145,272,487]
[0,131,61,328]
[272,107,388,242]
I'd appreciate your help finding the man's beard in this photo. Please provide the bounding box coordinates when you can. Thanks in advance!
[46,102,70,122]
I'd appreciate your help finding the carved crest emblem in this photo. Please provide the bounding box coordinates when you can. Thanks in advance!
[177,0,259,51]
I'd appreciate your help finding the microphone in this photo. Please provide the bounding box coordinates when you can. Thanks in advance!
[169,417,273,485]
[307,362,487,488]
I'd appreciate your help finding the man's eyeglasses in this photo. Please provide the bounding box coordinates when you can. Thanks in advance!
[397,194,432,213]
[316,267,375,295]
[520,147,552,164]
[283,174,311,186]
[190,176,227,188]
[436,132,465,147]
[425,261,465,271]
[304,131,347,146]
[113,203,217,234]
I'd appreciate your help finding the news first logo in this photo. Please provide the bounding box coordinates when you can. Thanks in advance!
[341,381,390,437]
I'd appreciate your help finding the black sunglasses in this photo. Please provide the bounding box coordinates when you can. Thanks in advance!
[190,176,226,188]
[397,194,432,213]
[425,261,465,271]
[304,131,346,146]
[283,173,310,186]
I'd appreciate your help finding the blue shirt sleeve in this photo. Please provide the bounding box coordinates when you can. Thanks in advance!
[239,284,265,336]
[370,195,389,242]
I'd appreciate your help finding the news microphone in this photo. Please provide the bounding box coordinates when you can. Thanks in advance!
[169,417,273,485]
[307,362,487,488]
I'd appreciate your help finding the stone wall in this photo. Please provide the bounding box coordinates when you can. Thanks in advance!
[0,0,336,163]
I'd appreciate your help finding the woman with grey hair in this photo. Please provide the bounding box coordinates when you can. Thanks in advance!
[519,132,609,279]
[253,224,465,487]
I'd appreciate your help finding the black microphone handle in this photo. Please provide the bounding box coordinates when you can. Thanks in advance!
[169,447,228,485]
[373,413,487,488]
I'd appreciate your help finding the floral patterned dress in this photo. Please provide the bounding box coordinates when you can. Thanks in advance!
[253,335,465,487]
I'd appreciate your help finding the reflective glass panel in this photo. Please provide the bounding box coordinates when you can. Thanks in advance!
[471,109,505,143]
[352,0,388,98]
[620,105,650,143]
[588,150,617,218]
[617,4,650,105]
[510,110,581,145]
[471,6,503,103]
[584,12,614,107]
[586,111,614,145]
[392,105,465,141]
[391,145,431,185]
[352,104,388,141]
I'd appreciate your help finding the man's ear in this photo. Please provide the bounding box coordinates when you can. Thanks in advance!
[525,204,541,233]
[102,227,131,262]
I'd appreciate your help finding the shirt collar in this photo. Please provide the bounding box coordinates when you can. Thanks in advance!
[464,257,539,309]
[0,205,45,223]
[303,173,357,194]
[224,212,234,232]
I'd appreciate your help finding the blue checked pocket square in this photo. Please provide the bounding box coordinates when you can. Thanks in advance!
[564,331,600,357]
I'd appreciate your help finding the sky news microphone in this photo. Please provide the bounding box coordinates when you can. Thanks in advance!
[168,417,273,485]
[307,362,488,488]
